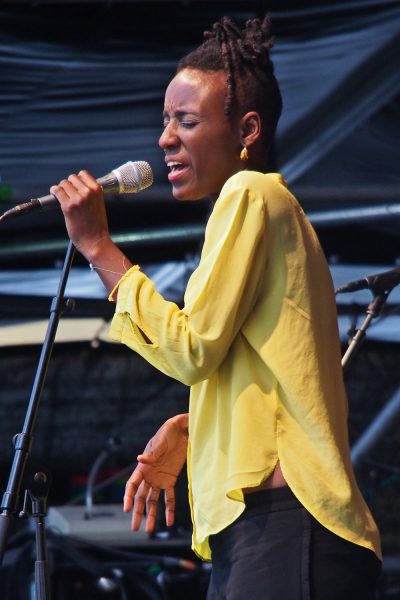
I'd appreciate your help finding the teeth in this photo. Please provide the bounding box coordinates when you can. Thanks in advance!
[167,161,183,169]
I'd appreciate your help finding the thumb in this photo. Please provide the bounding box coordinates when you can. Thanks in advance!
[137,453,157,464]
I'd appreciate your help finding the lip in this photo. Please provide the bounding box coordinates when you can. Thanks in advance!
[167,163,190,184]
[164,155,185,166]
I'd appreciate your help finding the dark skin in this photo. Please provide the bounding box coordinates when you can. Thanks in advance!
[52,68,283,533]
[124,414,189,532]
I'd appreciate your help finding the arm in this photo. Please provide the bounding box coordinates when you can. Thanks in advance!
[54,170,268,386]
[124,413,189,533]
[110,172,268,385]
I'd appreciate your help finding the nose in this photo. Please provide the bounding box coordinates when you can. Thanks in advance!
[159,121,179,150]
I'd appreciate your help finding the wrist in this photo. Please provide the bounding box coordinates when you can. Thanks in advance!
[81,236,133,295]
[80,234,113,264]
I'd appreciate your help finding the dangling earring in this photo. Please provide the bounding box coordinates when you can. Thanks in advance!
[240,146,249,161]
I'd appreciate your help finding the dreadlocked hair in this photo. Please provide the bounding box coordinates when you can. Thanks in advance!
[177,16,283,148]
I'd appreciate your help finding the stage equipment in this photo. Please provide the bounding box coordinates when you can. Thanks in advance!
[337,267,400,470]
[0,161,153,599]
[0,242,77,599]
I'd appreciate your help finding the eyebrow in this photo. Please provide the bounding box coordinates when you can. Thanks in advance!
[162,110,200,119]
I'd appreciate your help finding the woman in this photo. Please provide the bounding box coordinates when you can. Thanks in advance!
[52,16,382,600]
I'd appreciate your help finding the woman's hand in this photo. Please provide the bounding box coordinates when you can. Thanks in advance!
[51,170,133,293]
[124,414,189,533]
[50,170,110,260]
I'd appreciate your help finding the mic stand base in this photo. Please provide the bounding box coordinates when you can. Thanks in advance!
[29,472,52,600]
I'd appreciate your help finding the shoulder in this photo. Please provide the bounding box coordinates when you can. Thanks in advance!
[220,170,289,202]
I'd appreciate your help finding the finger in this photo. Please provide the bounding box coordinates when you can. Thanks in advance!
[77,170,103,192]
[123,472,141,512]
[164,487,176,527]
[67,173,91,193]
[67,173,103,202]
[132,481,149,531]
[50,185,66,203]
[50,179,78,203]
[68,171,103,195]
[145,486,160,533]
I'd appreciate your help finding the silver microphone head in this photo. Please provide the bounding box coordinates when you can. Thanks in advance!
[111,161,153,193]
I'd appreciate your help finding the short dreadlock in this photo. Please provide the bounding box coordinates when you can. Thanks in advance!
[177,16,282,150]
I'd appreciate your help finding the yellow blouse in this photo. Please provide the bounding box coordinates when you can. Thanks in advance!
[109,171,381,561]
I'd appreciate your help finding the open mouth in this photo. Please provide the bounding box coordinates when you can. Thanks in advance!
[167,161,189,182]
[167,161,186,172]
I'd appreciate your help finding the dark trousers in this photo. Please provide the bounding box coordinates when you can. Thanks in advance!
[206,486,381,600]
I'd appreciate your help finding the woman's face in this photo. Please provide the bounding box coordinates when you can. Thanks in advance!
[159,68,243,201]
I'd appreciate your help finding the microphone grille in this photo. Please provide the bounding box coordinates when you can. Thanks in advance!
[115,161,153,193]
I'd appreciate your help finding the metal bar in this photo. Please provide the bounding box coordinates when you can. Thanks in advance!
[351,386,400,468]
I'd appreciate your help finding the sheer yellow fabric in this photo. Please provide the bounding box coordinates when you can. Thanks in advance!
[109,171,381,561]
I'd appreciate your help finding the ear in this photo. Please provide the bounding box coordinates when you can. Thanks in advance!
[240,111,261,148]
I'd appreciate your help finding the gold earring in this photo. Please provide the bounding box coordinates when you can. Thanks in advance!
[240,146,249,161]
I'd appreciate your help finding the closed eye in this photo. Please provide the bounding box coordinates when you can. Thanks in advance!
[162,110,200,129]
[181,121,197,129]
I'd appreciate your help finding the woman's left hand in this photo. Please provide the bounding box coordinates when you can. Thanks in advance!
[124,415,189,533]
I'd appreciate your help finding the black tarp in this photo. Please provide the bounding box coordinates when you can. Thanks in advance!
[0,1,399,268]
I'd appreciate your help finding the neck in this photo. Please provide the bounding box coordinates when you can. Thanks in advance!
[248,151,270,173]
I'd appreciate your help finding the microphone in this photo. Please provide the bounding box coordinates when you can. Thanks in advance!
[335,267,400,295]
[0,161,153,221]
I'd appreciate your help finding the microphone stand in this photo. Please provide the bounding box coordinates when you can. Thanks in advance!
[341,292,388,370]
[338,275,400,472]
[0,241,76,600]
[340,270,400,370]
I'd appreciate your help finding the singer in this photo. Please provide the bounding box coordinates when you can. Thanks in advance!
[52,17,381,600]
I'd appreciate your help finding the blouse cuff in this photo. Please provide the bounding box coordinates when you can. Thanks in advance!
[108,265,141,302]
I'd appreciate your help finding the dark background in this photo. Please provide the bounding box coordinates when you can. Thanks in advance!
[0,1,399,598]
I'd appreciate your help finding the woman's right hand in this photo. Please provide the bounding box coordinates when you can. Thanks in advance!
[50,170,110,260]
[51,170,133,294]
[124,414,189,533]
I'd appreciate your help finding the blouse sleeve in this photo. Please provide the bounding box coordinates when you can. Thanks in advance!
[108,171,269,386]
